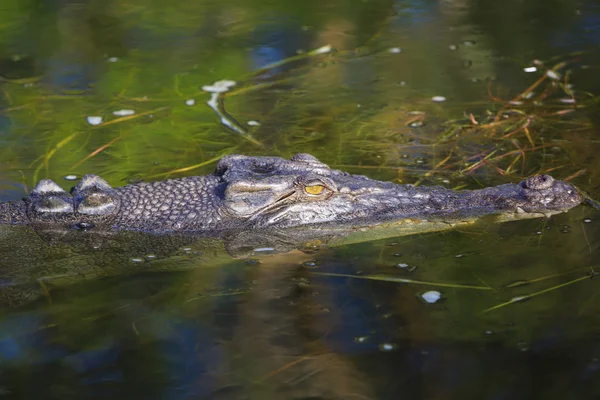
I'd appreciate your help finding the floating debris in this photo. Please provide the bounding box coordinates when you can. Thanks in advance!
[408,120,425,128]
[247,120,260,126]
[421,290,442,303]
[396,263,417,272]
[314,44,332,54]
[130,257,144,263]
[558,98,576,104]
[201,79,237,93]
[546,70,561,80]
[303,261,318,268]
[524,66,537,73]
[112,109,136,116]
[523,91,536,99]
[431,96,446,103]
[63,175,78,181]
[379,343,396,352]
[388,47,402,54]
[145,254,157,260]
[185,99,195,106]
[354,336,369,343]
[86,116,103,126]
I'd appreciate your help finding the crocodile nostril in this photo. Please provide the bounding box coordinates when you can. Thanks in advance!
[521,175,555,190]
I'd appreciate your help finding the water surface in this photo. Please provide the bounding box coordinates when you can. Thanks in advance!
[0,0,600,398]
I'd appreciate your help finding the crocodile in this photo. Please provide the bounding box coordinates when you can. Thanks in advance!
[0,153,584,236]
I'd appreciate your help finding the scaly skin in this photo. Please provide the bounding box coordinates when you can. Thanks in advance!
[0,154,584,234]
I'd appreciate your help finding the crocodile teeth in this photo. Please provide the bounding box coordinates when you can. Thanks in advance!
[72,174,118,215]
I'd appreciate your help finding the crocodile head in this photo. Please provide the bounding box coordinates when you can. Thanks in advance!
[215,154,584,229]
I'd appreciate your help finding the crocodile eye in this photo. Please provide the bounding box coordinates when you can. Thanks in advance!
[305,185,326,195]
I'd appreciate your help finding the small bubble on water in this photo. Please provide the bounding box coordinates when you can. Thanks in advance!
[524,66,537,73]
[247,120,260,126]
[536,231,542,235]
[408,120,425,128]
[379,343,396,352]
[64,174,78,181]
[130,257,144,263]
[485,330,493,335]
[421,290,442,303]
[584,218,592,223]
[145,254,157,260]
[303,261,318,268]
[182,247,192,252]
[107,57,119,62]
[354,336,368,343]
[463,40,476,46]
[185,99,195,106]
[449,44,458,51]
[388,47,402,53]
[431,95,447,103]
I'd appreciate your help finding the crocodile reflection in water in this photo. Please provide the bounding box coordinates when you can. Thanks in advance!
[0,153,585,235]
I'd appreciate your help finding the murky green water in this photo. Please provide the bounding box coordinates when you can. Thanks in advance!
[1,0,600,398]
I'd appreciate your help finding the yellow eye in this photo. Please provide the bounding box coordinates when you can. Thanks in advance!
[305,185,325,195]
